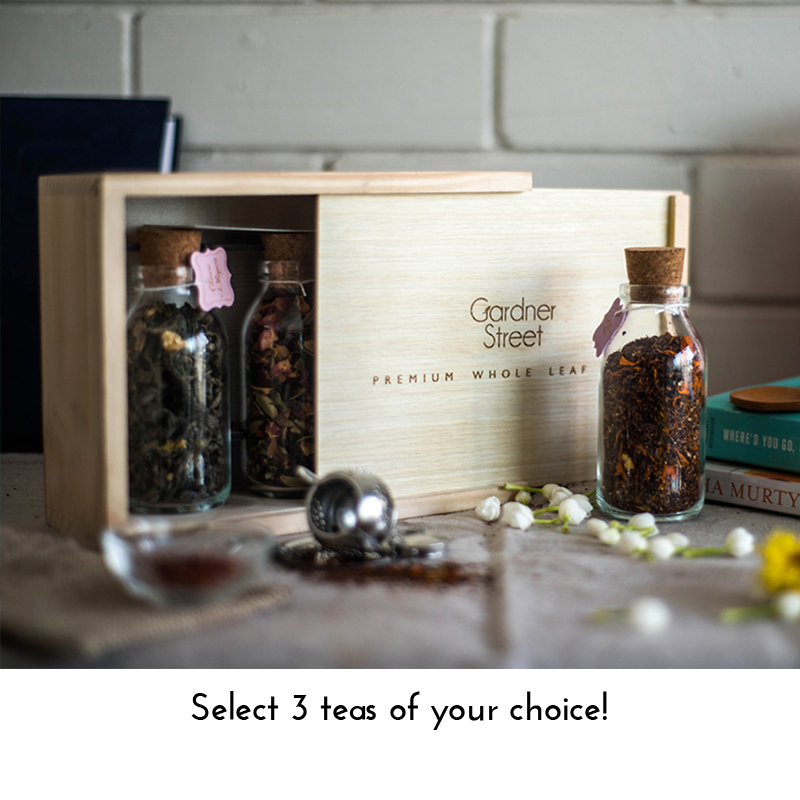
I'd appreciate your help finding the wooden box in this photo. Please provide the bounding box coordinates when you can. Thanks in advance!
[38,172,689,545]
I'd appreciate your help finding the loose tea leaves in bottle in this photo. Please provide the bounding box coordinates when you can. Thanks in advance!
[244,263,314,492]
[243,232,316,496]
[601,331,704,516]
[128,300,230,508]
[128,227,231,513]
[597,247,706,521]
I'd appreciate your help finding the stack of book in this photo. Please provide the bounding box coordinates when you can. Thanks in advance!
[705,375,800,517]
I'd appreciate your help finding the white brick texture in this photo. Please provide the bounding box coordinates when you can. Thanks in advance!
[140,9,491,149]
[6,2,800,394]
[333,151,690,192]
[0,9,126,95]
[180,150,325,172]
[503,9,800,152]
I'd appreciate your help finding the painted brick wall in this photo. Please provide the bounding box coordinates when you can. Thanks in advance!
[3,2,800,394]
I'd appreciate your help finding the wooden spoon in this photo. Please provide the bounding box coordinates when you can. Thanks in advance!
[730,385,800,412]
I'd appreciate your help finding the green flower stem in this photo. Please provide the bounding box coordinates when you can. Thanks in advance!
[593,607,625,623]
[533,517,561,526]
[720,603,776,624]
[608,520,658,537]
[680,546,727,558]
[533,505,558,516]
[503,483,546,494]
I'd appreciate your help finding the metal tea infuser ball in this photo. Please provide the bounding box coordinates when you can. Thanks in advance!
[275,467,445,565]
[306,469,397,553]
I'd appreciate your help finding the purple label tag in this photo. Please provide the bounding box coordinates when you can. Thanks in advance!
[191,248,235,312]
[592,297,624,357]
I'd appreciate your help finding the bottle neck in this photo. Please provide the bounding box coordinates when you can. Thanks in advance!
[259,259,297,279]
[133,265,197,308]
[258,259,312,292]
[621,284,690,307]
[136,283,198,309]
[140,264,193,288]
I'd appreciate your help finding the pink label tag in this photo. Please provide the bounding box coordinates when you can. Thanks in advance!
[191,248,235,312]
[592,297,624,357]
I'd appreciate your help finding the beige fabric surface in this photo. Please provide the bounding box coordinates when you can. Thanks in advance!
[1,458,291,656]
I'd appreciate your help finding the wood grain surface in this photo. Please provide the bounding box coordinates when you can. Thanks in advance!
[316,189,679,498]
[41,171,533,198]
[38,172,684,541]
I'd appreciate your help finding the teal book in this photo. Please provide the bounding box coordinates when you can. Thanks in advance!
[706,375,800,474]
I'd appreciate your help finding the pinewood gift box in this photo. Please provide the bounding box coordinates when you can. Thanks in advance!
[38,171,689,545]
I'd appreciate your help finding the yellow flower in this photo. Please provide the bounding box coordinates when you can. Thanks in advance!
[758,529,800,594]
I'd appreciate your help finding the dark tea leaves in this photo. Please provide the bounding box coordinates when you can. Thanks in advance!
[601,332,705,516]
[128,299,229,510]
[244,285,314,492]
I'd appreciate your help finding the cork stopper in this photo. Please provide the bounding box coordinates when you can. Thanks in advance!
[261,232,315,281]
[625,247,685,286]
[138,226,202,287]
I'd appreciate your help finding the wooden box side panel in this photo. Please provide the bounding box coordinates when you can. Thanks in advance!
[39,189,106,542]
[316,190,678,499]
[669,193,691,281]
[101,186,132,534]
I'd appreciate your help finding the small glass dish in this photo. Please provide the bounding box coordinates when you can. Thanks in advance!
[102,519,276,607]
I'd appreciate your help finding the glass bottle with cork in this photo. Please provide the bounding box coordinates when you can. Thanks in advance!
[596,246,706,521]
[242,232,315,496]
[127,226,232,513]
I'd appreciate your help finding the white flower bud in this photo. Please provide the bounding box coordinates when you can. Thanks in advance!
[542,483,561,499]
[550,487,574,505]
[665,532,690,549]
[500,501,534,530]
[725,527,755,558]
[572,494,593,513]
[507,508,534,530]
[515,490,532,505]
[558,497,588,526]
[618,530,647,555]
[475,496,501,522]
[647,536,676,561]
[629,513,656,531]
[775,592,800,621]
[598,528,621,546]
[586,518,610,537]
[627,597,672,634]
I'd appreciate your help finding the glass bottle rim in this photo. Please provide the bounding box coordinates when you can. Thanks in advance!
[257,259,299,277]
[138,264,194,289]
[257,260,314,287]
[620,284,690,304]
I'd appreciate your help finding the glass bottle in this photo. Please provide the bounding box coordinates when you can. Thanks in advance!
[127,227,231,513]
[242,259,315,496]
[596,247,706,522]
